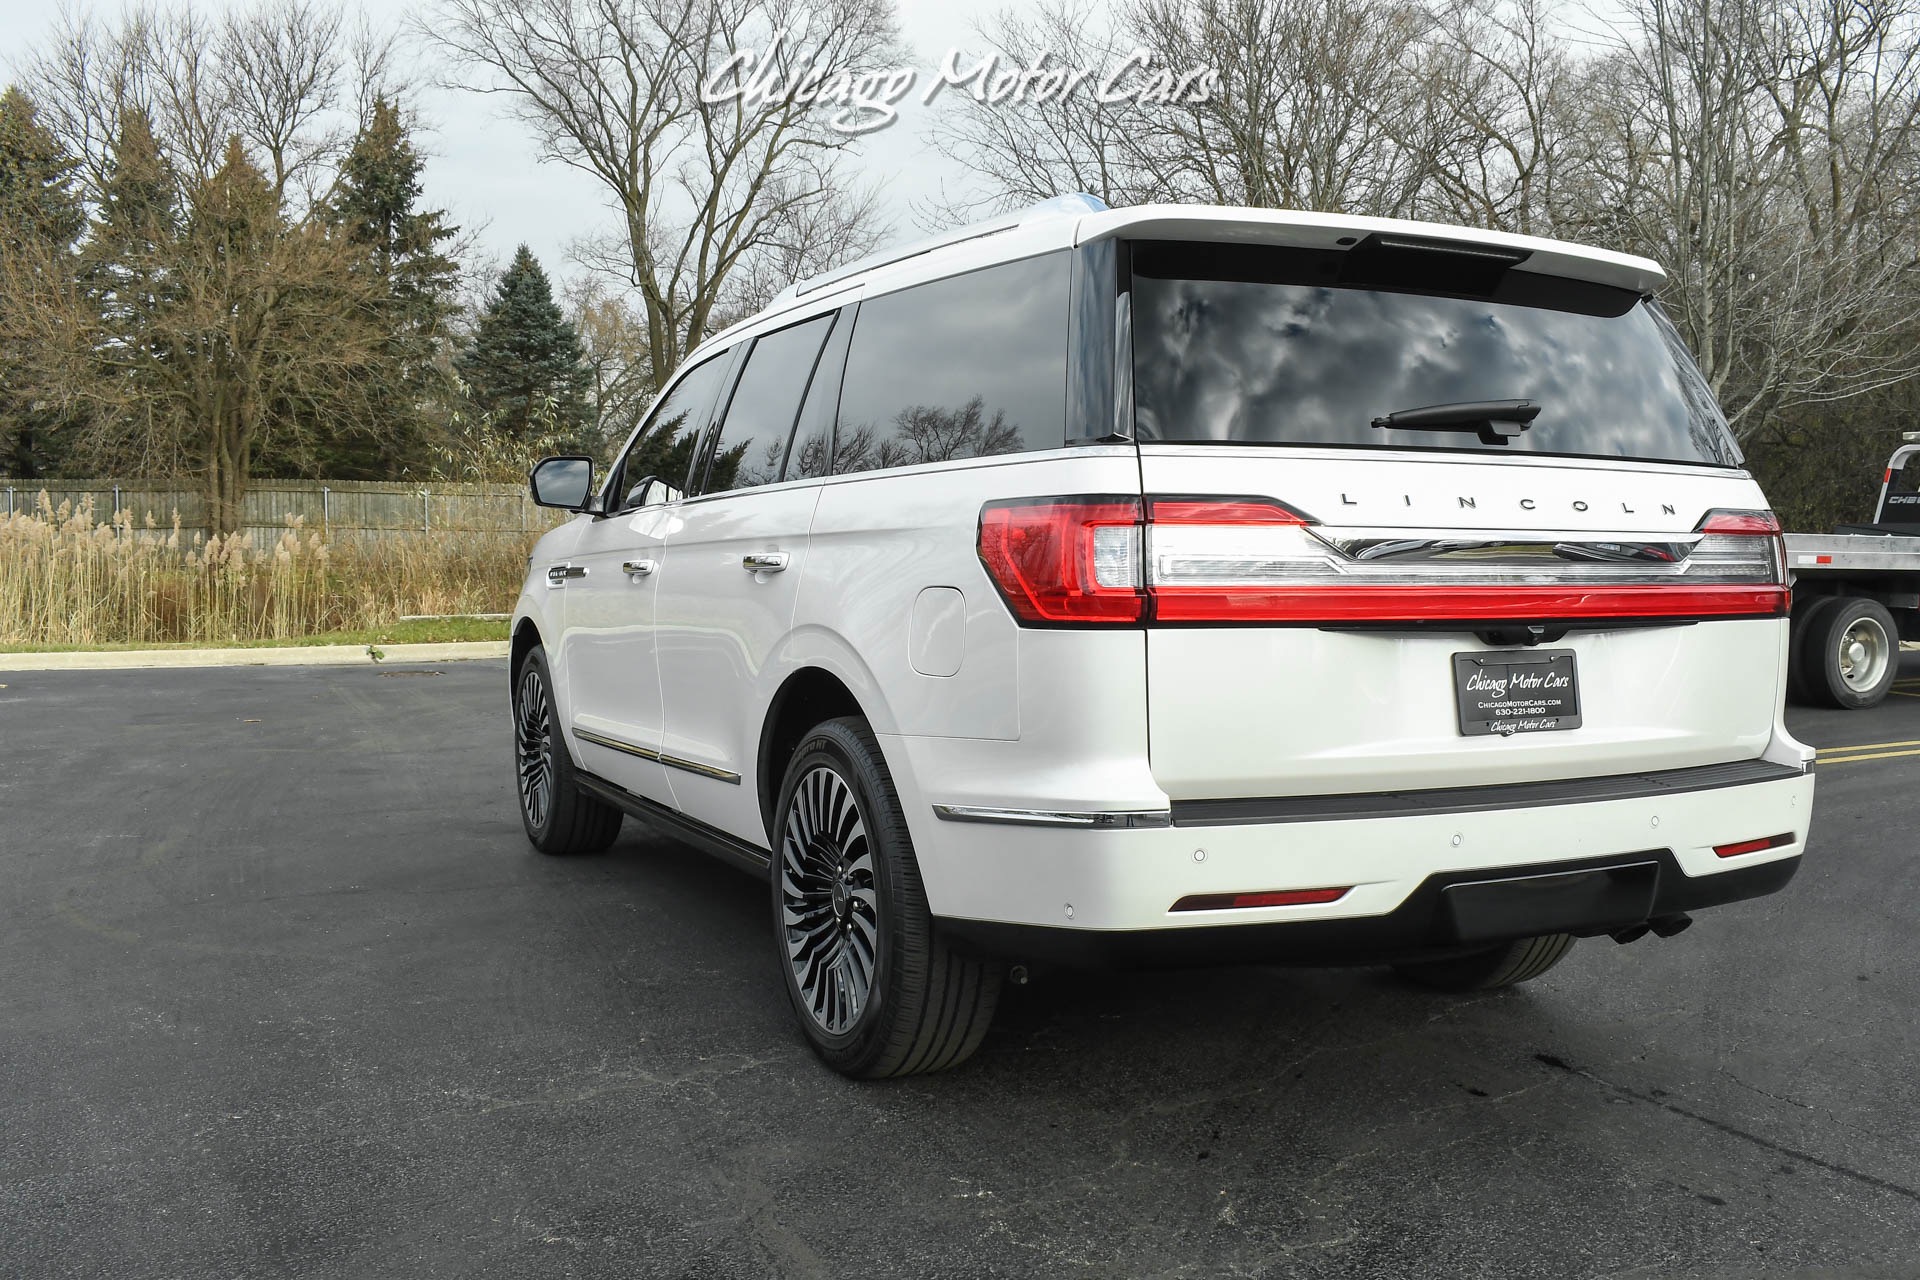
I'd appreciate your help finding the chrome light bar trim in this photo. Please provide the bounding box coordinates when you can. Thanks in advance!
[572,725,741,785]
[932,804,1173,829]
[1148,522,1776,588]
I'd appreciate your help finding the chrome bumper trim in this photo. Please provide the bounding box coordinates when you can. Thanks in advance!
[931,804,1173,829]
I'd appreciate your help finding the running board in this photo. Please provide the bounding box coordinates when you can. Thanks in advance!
[575,771,772,877]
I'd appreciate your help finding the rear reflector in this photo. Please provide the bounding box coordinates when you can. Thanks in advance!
[1713,833,1795,858]
[1170,887,1351,911]
[979,496,1790,626]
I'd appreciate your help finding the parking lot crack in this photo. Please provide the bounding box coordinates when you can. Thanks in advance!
[468,1053,782,1114]
[1533,1052,1920,1206]
[1715,1068,1819,1112]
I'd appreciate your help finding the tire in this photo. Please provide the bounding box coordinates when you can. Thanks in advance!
[772,717,1002,1078]
[1392,933,1577,992]
[1786,594,1840,705]
[512,646,622,855]
[1805,596,1899,709]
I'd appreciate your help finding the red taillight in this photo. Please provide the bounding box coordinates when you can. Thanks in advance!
[977,497,1144,624]
[1149,498,1311,526]
[1714,833,1794,858]
[1170,887,1351,911]
[1697,509,1781,535]
[978,497,1790,626]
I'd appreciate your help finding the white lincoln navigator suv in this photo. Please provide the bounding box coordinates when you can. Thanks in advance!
[509,197,1815,1078]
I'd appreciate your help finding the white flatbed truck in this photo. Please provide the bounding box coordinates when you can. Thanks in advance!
[1783,437,1920,708]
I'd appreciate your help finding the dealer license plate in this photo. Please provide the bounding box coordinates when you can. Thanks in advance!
[1453,650,1581,737]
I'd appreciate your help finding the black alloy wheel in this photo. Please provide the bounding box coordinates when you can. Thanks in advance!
[512,646,622,855]
[772,717,1002,1077]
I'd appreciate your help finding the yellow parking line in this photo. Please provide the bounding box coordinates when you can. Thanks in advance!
[1816,738,1920,755]
[1820,747,1920,765]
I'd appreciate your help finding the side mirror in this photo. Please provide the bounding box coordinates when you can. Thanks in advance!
[529,456,595,511]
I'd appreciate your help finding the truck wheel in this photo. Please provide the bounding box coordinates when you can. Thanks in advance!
[1806,597,1899,709]
[1393,934,1576,992]
[513,647,622,854]
[772,717,1002,1078]
[1786,595,1840,705]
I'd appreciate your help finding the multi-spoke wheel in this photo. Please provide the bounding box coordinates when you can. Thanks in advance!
[1802,597,1899,709]
[780,765,880,1035]
[511,646,622,855]
[771,717,1003,1078]
[515,664,555,831]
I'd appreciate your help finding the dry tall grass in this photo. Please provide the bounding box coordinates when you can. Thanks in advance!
[0,492,534,646]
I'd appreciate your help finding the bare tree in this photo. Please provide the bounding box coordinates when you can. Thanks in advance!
[921,0,1154,217]
[929,0,1454,221]
[939,0,1920,440]
[1417,0,1572,234]
[20,1,404,214]
[429,0,903,384]
[1561,0,1920,433]
[563,271,657,457]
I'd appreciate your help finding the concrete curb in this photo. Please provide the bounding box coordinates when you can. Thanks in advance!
[0,641,510,672]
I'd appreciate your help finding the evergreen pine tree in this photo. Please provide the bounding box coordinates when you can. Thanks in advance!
[84,108,179,340]
[0,86,86,477]
[0,87,84,256]
[322,97,459,476]
[456,245,591,444]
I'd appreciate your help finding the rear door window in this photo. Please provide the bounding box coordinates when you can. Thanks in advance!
[785,310,852,482]
[832,253,1069,475]
[695,312,836,496]
[1129,239,1740,467]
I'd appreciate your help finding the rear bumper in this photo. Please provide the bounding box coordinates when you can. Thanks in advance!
[883,734,1814,948]
[938,848,1801,968]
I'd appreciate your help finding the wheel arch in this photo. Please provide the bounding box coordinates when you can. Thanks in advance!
[510,615,543,685]
[757,666,875,842]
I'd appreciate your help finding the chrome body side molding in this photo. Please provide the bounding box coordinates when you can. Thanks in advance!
[572,725,742,785]
[932,804,1173,829]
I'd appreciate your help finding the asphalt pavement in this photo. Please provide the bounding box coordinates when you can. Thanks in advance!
[2,657,1917,1279]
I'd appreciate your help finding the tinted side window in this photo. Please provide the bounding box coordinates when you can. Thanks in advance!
[833,253,1068,476]
[610,353,733,510]
[697,312,835,495]
[785,310,852,481]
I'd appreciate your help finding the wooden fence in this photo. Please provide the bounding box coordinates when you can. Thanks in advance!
[0,477,564,546]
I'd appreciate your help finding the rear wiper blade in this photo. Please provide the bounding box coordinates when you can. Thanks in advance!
[1370,399,1541,446]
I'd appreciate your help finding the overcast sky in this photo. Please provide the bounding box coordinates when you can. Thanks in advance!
[0,0,1009,284]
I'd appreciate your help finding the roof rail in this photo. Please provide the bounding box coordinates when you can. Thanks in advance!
[776,193,1108,303]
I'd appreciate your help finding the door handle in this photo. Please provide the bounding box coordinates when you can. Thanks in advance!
[547,564,587,583]
[622,559,657,577]
[742,552,789,573]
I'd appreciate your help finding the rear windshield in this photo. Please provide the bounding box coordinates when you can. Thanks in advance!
[1129,240,1740,467]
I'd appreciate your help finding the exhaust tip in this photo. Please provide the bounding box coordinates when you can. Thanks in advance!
[1650,913,1694,938]
[1610,922,1652,945]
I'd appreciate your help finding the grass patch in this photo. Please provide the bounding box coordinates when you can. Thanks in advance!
[0,615,510,653]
